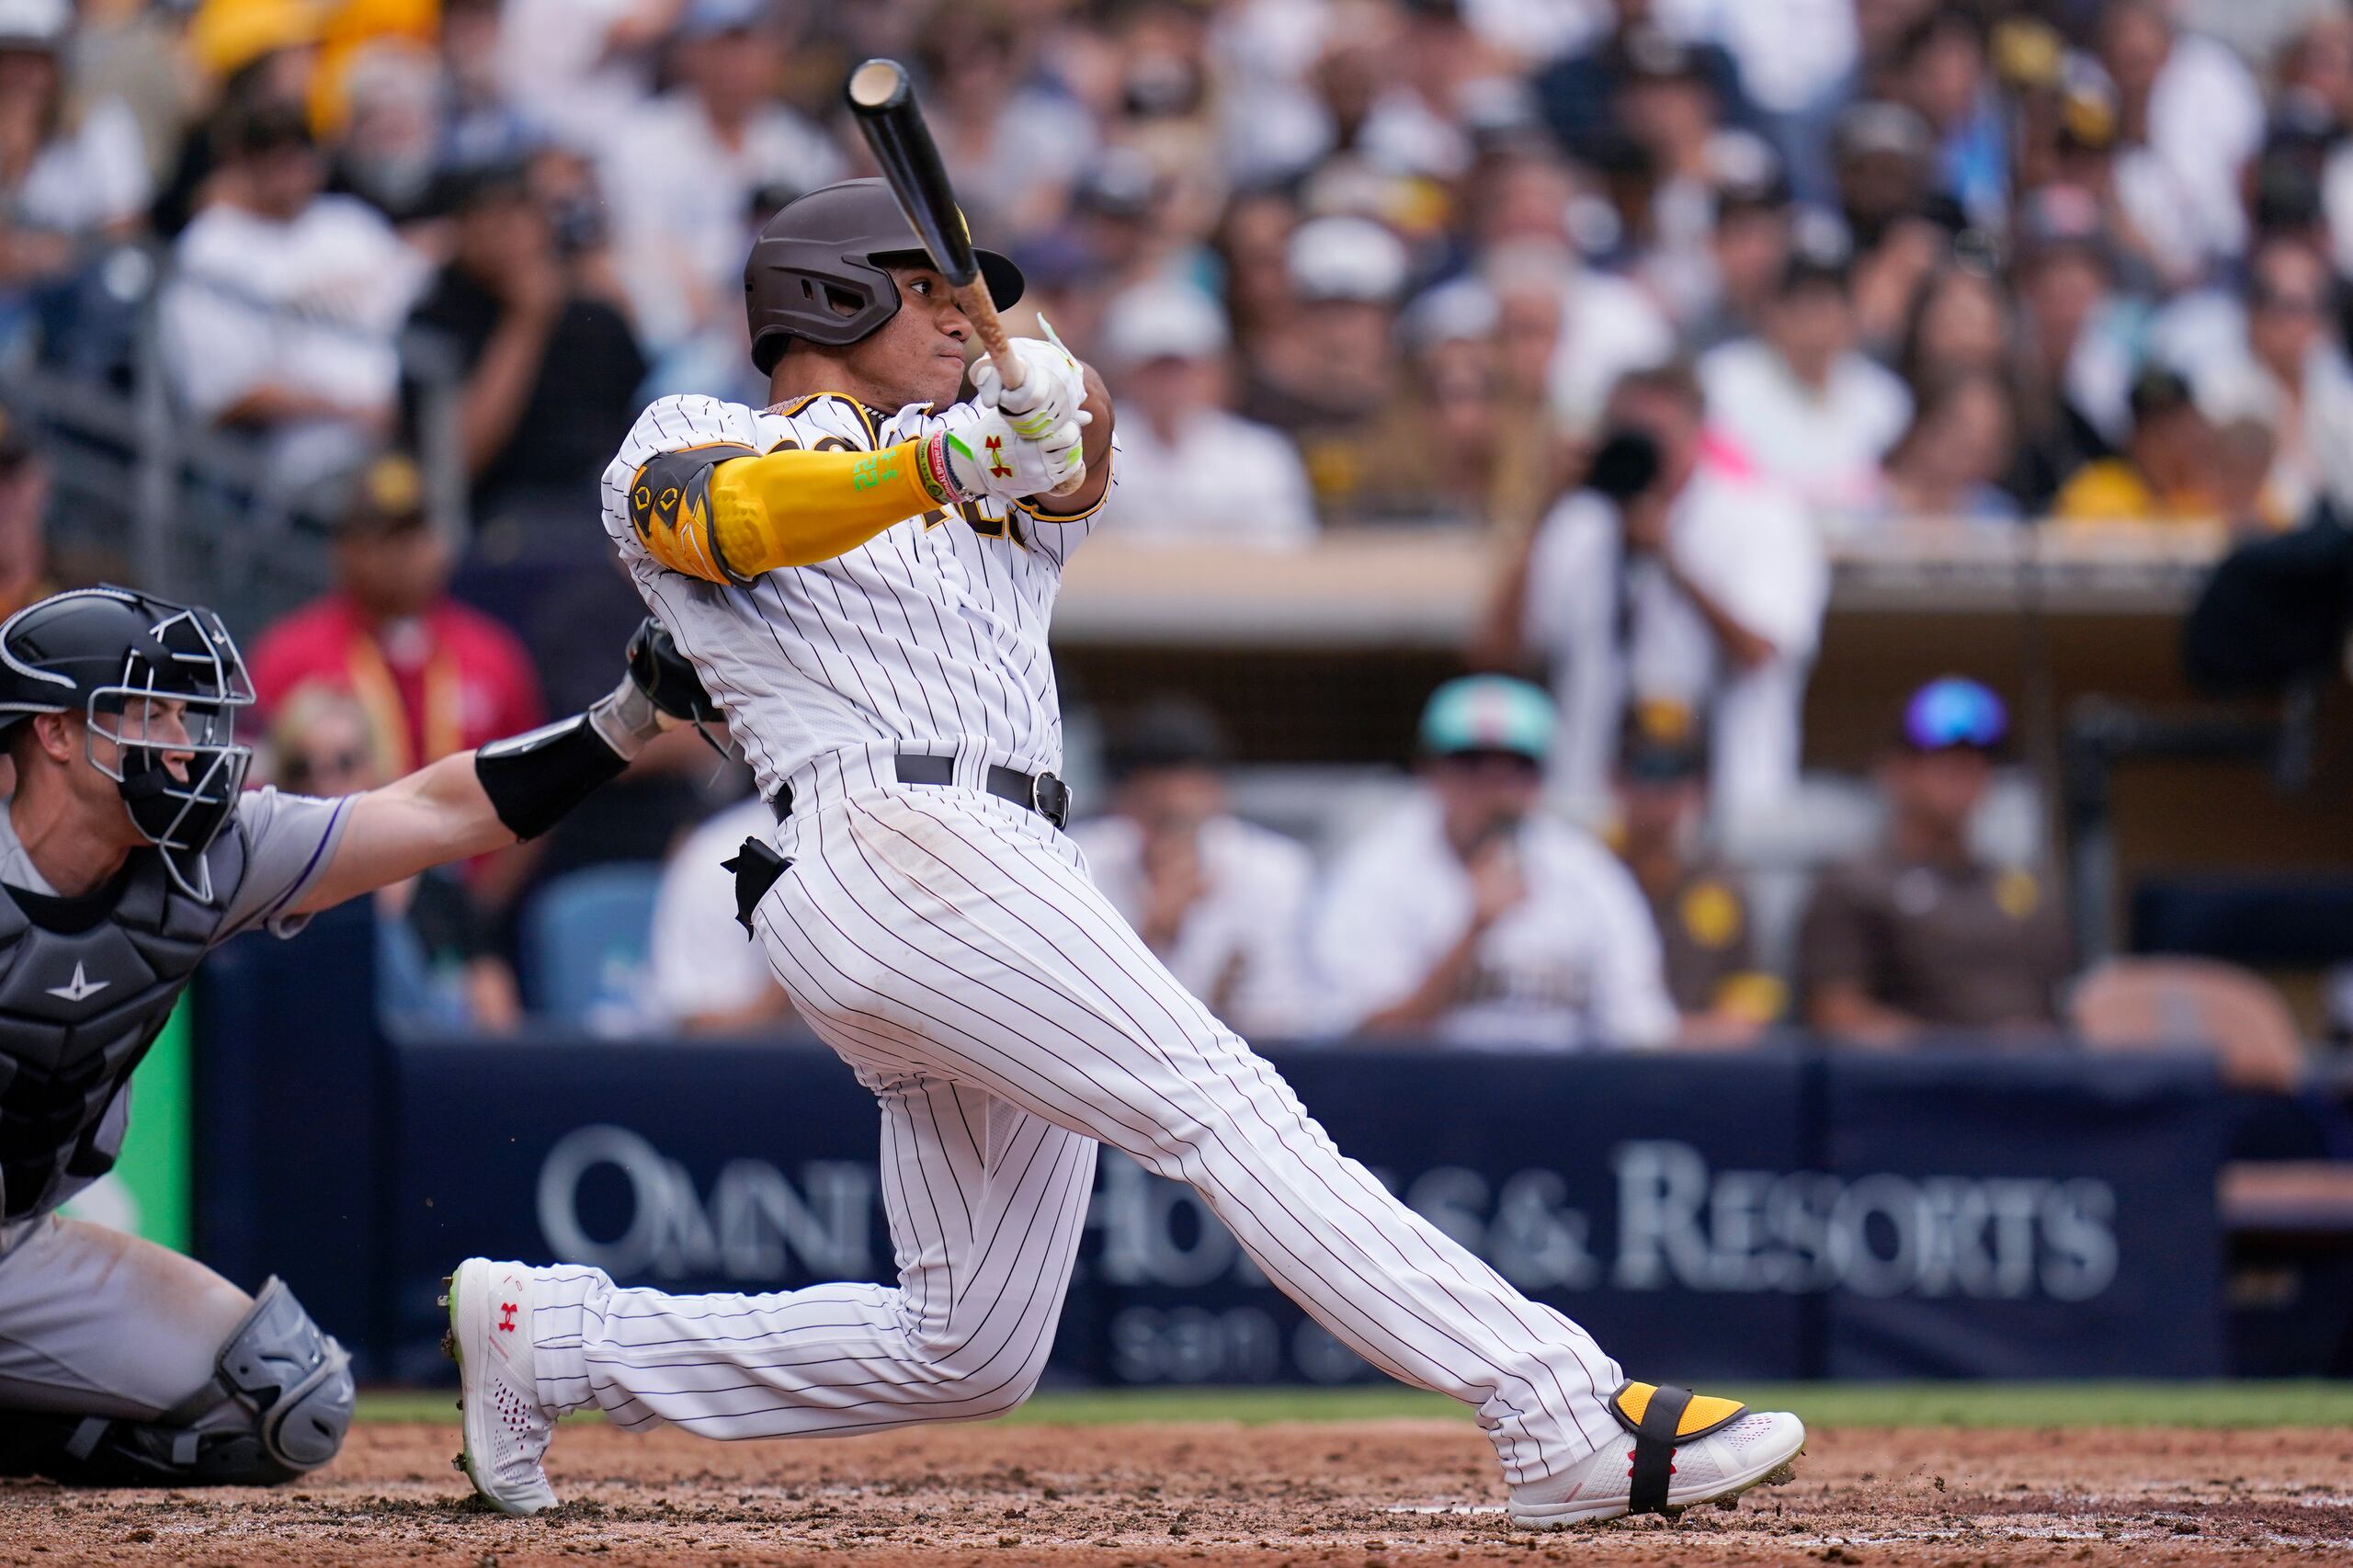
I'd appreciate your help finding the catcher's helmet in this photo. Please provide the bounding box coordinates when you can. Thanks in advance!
[0,586,256,902]
[744,177,1025,374]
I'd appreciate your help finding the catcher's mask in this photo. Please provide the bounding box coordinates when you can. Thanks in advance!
[0,586,256,902]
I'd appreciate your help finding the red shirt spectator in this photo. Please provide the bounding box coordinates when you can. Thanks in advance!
[248,453,542,772]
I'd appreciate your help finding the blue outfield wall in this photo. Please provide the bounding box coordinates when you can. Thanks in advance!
[193,903,2231,1386]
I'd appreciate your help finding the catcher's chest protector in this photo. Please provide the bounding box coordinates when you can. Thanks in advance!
[0,833,244,1221]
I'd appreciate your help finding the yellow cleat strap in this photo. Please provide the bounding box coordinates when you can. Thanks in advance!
[1609,1381,1748,1515]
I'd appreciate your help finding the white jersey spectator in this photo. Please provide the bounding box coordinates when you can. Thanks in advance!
[1670,0,1859,119]
[494,0,665,151]
[1522,364,1826,826]
[0,1,147,236]
[2102,4,2265,283]
[1699,253,1910,528]
[165,197,417,418]
[1074,816,1320,1036]
[649,795,791,1033]
[597,1,844,363]
[1312,676,1677,1052]
[1097,280,1316,547]
[14,94,146,236]
[159,104,422,485]
[2154,234,2353,524]
[1480,242,1677,437]
[1070,700,1322,1039]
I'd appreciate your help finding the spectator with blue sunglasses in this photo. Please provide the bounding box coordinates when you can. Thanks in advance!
[1796,677,2071,1045]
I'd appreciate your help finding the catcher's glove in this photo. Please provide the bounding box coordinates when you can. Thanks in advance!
[626,618,722,722]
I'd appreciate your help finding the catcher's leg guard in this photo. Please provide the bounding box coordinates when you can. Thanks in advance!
[0,1407,297,1485]
[0,1278,352,1487]
[1611,1381,1751,1515]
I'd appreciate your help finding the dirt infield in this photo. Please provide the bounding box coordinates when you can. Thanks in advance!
[7,1419,2353,1565]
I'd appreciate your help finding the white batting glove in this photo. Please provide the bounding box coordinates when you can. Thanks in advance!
[928,401,1086,504]
[971,336,1088,444]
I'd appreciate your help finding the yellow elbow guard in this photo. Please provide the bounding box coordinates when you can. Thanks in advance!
[627,437,947,583]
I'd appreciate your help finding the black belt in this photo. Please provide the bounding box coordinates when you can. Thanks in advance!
[770,754,1071,829]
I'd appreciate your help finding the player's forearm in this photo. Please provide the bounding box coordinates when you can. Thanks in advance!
[296,668,676,912]
[635,440,950,583]
[296,753,515,914]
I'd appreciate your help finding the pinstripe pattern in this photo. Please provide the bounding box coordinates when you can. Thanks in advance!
[600,395,1090,804]
[530,1069,1096,1440]
[536,749,1621,1483]
[577,393,1624,1487]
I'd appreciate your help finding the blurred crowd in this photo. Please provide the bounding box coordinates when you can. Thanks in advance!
[0,0,2347,536]
[0,0,2346,1047]
[638,671,2076,1054]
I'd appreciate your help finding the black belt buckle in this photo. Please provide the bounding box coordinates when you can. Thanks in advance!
[1031,770,1070,829]
[720,836,790,936]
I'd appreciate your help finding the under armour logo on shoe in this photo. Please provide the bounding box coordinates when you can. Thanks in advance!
[499,1302,518,1333]
[45,962,108,1004]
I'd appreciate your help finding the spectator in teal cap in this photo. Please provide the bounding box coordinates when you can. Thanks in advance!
[1309,675,1677,1052]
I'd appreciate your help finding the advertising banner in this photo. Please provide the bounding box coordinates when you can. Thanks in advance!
[195,927,2228,1383]
[375,1040,2223,1384]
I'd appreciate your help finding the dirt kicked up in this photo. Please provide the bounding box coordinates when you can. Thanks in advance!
[6,1420,2353,1566]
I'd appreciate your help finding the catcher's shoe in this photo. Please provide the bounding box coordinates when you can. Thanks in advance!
[1507,1381,1804,1528]
[443,1257,558,1517]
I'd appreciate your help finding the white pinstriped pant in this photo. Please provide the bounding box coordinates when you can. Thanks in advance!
[530,744,1623,1483]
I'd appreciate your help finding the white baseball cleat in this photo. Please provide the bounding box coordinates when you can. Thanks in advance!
[443,1257,558,1517]
[1507,1381,1804,1528]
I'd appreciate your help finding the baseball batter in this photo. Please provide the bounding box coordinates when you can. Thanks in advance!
[449,177,1805,1528]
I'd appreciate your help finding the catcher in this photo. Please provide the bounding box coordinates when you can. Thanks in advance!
[0,585,710,1485]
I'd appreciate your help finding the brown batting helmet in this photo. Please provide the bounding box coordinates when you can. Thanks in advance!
[743,177,1025,374]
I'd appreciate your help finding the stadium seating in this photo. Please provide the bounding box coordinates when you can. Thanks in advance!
[520,864,665,1034]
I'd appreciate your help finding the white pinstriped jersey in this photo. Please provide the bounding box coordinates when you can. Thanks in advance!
[598,392,1108,801]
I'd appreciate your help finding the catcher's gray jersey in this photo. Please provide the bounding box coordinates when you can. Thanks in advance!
[0,788,352,1223]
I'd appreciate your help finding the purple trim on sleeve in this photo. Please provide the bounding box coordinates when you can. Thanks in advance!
[259,795,351,926]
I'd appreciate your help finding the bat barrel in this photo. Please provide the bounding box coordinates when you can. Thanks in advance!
[845,58,982,290]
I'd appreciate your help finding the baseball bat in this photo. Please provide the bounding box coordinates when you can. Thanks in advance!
[845,58,1025,392]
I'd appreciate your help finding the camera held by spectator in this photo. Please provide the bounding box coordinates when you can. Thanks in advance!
[1508,362,1826,827]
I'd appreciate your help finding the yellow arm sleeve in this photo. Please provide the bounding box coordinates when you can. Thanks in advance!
[628,438,944,584]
